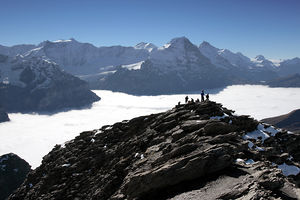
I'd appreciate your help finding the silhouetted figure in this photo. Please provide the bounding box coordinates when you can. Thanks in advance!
[178,101,181,106]
[206,93,209,101]
[191,98,194,103]
[201,90,205,102]
[196,98,200,103]
[185,96,189,104]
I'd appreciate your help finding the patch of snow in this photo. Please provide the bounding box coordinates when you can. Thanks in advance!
[288,131,293,134]
[255,146,265,151]
[235,158,244,163]
[121,61,144,70]
[229,120,232,124]
[53,39,72,43]
[105,126,112,130]
[243,124,270,143]
[62,163,70,167]
[13,168,19,172]
[210,113,228,120]
[104,145,107,149]
[248,141,254,149]
[140,154,144,160]
[91,138,95,143]
[245,159,255,165]
[29,183,33,188]
[134,153,139,158]
[278,163,300,176]
[94,130,102,136]
[264,125,279,136]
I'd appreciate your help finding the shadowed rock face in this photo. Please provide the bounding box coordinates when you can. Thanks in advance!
[0,153,31,200]
[8,101,300,200]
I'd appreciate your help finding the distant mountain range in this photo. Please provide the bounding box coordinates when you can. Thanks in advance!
[267,73,300,88]
[262,109,300,132]
[1,37,299,95]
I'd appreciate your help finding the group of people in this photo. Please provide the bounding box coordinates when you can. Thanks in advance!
[184,90,209,104]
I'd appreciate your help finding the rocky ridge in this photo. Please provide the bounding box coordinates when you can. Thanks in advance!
[9,101,300,199]
[0,153,31,200]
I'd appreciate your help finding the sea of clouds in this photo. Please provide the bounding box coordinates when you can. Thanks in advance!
[1,85,300,168]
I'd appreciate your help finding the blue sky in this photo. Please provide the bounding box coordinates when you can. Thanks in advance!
[0,0,299,59]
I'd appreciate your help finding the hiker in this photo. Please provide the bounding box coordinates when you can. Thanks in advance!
[191,98,194,103]
[206,93,209,101]
[185,96,189,103]
[196,98,200,103]
[201,90,205,102]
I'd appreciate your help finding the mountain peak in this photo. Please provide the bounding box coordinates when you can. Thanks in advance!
[199,41,219,52]
[161,36,193,49]
[169,36,190,44]
[134,42,157,52]
[199,41,213,47]
[255,55,266,61]
[52,38,78,43]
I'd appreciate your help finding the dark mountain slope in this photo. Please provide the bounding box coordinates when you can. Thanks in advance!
[9,101,300,199]
[262,109,300,132]
[267,73,300,87]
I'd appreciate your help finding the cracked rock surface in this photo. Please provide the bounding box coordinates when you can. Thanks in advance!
[8,101,300,200]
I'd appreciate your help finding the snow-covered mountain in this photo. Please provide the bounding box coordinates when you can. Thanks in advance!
[199,41,279,81]
[277,57,300,76]
[24,39,150,75]
[0,54,100,112]
[96,37,237,94]
[251,55,277,70]
[199,41,278,70]
[1,37,299,94]
[134,42,157,52]
[198,41,236,70]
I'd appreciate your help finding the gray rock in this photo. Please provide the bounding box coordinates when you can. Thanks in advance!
[8,101,300,200]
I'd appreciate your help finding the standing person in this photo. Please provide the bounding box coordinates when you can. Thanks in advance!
[185,96,189,104]
[206,93,209,101]
[201,90,205,102]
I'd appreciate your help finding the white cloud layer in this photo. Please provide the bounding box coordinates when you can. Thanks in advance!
[0,85,300,168]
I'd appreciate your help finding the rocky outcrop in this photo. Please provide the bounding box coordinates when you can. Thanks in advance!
[0,106,9,123]
[9,101,300,199]
[0,153,31,200]
[262,109,300,132]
